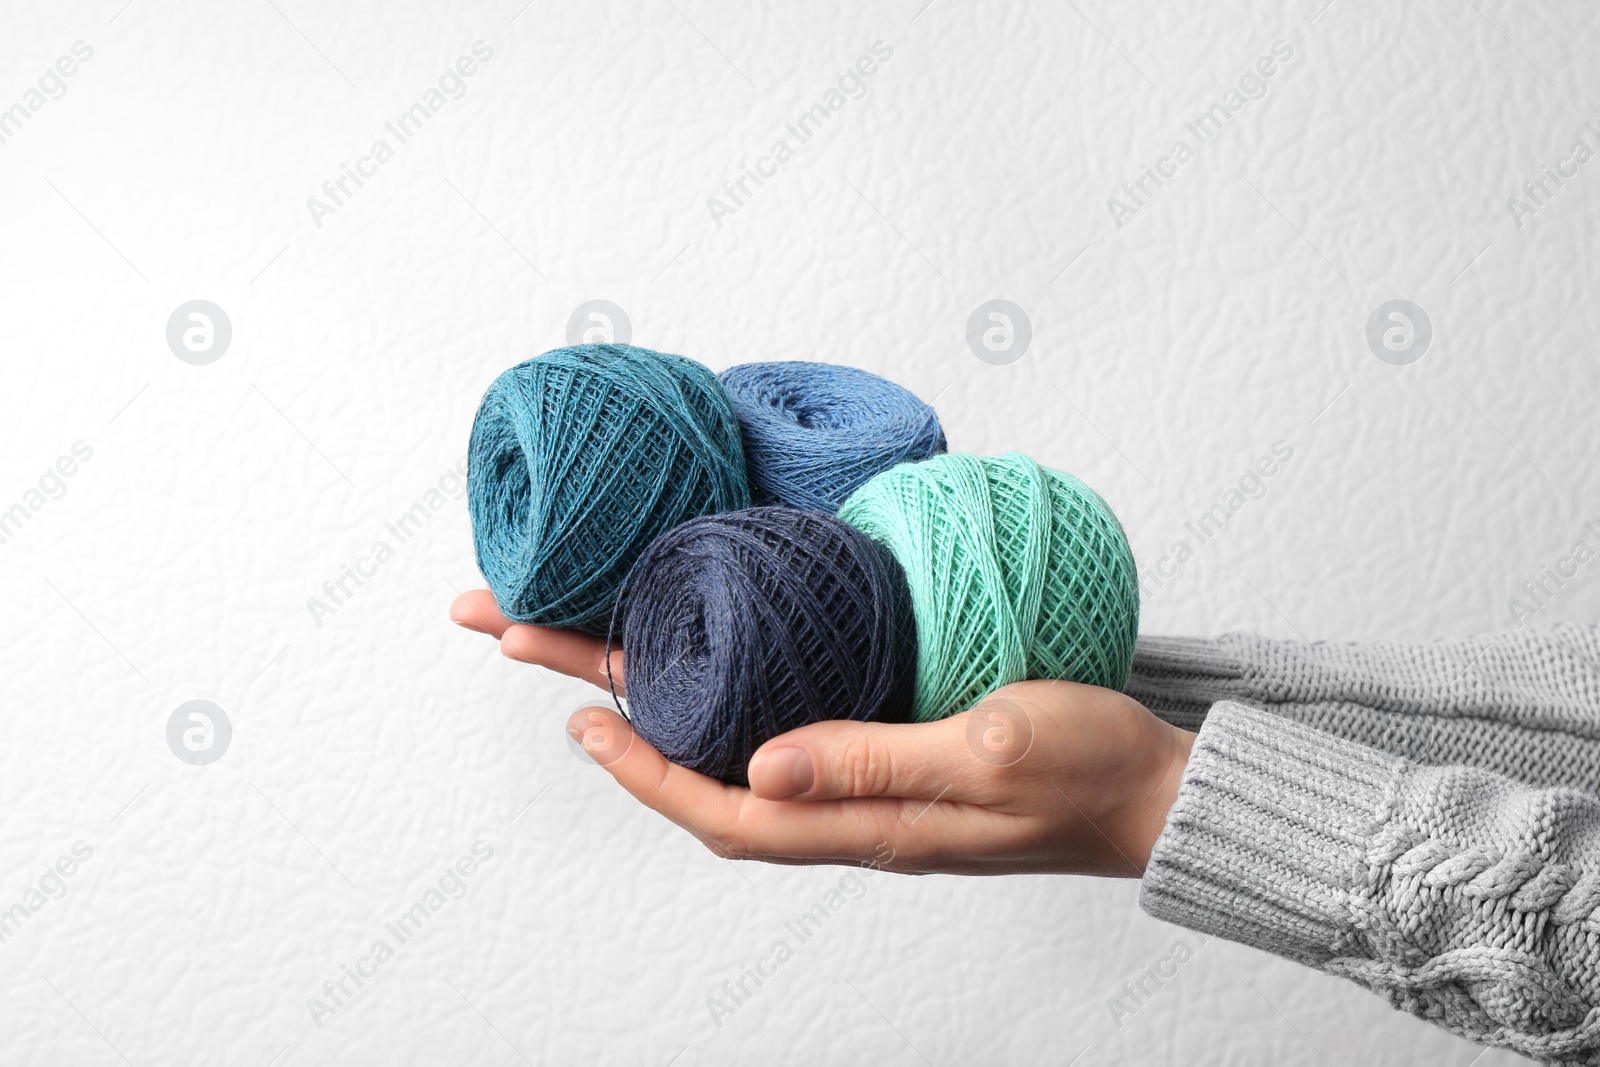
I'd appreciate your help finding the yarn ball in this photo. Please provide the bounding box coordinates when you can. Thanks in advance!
[838,453,1139,721]
[468,343,750,635]
[717,362,947,512]
[616,507,917,785]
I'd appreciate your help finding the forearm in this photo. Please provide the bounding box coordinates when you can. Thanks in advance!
[1127,623,1600,789]
[1141,700,1600,1065]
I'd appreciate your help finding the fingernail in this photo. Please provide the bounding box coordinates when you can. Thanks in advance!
[749,747,813,799]
[449,604,484,632]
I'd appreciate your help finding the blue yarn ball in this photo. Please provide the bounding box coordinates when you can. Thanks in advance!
[717,362,947,513]
[468,344,749,635]
[617,507,916,785]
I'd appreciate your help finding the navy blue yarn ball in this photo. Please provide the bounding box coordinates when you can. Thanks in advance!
[616,507,917,785]
[717,362,947,513]
[468,344,749,635]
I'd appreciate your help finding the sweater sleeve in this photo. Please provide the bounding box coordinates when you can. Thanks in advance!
[1126,624,1600,791]
[1142,700,1600,1065]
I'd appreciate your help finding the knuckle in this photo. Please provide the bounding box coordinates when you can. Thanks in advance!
[963,699,1036,770]
[974,753,1042,806]
[983,748,1032,783]
[706,801,762,862]
[834,734,896,796]
[701,828,748,861]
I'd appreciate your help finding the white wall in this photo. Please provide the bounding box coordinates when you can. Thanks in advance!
[1,0,1595,1063]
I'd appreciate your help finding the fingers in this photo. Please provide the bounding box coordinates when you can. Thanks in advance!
[501,625,621,690]
[567,704,742,837]
[451,587,623,691]
[567,706,985,865]
[449,588,514,637]
[746,716,980,804]
[745,688,1054,806]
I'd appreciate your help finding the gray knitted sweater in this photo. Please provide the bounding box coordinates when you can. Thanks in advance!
[1128,624,1600,1063]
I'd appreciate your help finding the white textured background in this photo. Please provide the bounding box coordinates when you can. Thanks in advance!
[2,0,1597,1063]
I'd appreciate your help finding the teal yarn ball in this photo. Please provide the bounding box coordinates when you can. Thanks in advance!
[717,362,947,512]
[468,343,749,634]
[838,453,1140,721]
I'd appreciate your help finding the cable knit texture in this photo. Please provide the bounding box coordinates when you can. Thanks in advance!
[1127,623,1600,790]
[1144,699,1600,1065]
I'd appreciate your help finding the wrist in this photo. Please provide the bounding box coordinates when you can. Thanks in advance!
[1127,721,1195,873]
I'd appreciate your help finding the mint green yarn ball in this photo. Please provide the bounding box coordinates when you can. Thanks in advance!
[838,453,1139,722]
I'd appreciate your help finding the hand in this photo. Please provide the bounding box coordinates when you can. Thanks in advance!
[449,587,1193,877]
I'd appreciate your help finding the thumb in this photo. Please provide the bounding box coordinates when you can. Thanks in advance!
[746,717,974,802]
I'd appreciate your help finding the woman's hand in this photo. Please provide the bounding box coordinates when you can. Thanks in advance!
[450,588,1192,877]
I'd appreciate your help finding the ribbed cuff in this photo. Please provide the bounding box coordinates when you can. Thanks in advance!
[1131,635,1244,681]
[1125,636,1250,731]
[1139,701,1405,964]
